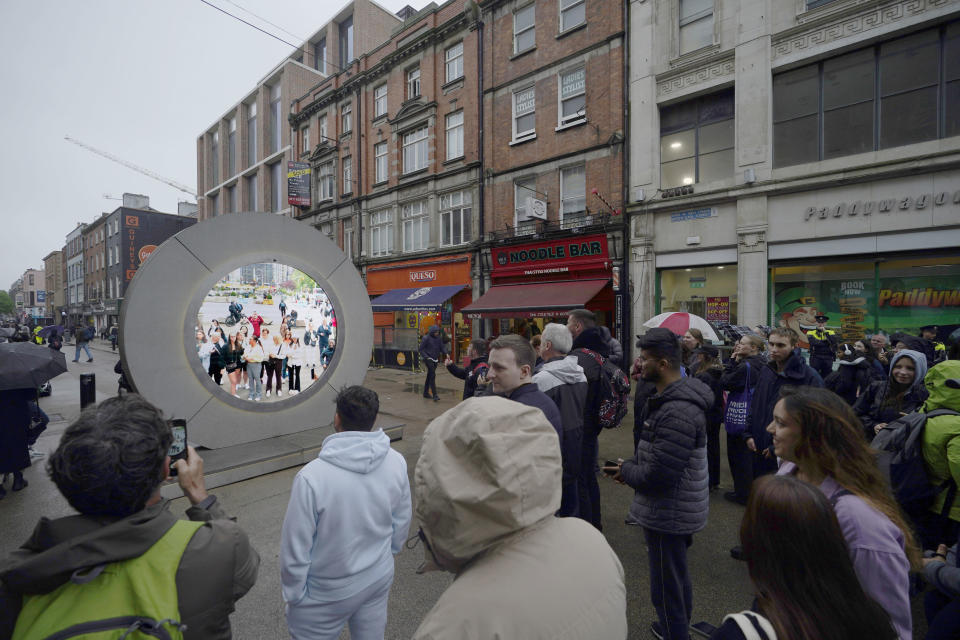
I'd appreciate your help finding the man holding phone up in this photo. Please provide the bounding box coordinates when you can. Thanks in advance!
[607,328,711,640]
[0,394,260,639]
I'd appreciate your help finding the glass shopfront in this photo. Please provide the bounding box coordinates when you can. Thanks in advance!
[658,264,738,325]
[771,254,960,347]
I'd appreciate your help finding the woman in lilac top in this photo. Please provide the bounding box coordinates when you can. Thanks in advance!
[768,386,919,640]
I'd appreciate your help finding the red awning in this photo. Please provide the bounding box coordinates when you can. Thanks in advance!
[461,279,609,319]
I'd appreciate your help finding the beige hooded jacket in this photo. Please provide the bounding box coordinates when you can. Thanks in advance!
[412,396,627,640]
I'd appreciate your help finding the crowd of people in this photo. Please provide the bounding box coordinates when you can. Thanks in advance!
[3,303,959,639]
[196,299,336,402]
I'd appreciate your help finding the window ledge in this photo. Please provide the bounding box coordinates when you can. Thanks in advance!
[372,113,389,125]
[442,156,465,166]
[401,167,429,179]
[372,180,389,188]
[555,120,586,132]
[339,132,352,141]
[556,23,587,40]
[442,77,465,93]
[510,46,536,62]
[509,134,537,147]
[668,43,722,69]
[341,191,353,198]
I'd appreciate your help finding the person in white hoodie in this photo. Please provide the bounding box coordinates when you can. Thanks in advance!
[280,385,412,640]
[533,322,587,518]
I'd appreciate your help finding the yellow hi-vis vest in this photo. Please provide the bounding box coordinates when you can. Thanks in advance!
[13,519,202,640]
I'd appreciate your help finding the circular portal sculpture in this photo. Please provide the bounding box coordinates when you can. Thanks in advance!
[120,213,372,449]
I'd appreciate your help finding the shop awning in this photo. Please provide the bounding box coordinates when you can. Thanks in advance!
[461,279,609,319]
[370,284,468,312]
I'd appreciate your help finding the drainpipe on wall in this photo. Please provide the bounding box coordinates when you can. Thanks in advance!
[470,1,486,337]
[354,85,363,268]
[620,1,631,362]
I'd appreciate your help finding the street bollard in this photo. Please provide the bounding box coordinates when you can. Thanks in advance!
[80,373,96,409]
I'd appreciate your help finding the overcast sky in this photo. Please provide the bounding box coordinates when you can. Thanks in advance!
[0,0,426,288]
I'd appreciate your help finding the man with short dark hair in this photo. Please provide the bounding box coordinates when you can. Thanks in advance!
[566,308,610,530]
[609,328,711,640]
[487,334,563,438]
[445,339,489,400]
[0,394,259,639]
[746,327,823,475]
[533,323,586,518]
[280,385,411,640]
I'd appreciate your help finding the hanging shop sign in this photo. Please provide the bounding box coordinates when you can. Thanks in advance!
[287,161,312,207]
[492,234,609,278]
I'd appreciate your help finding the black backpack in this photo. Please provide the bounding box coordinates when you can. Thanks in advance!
[580,348,631,429]
[871,409,960,518]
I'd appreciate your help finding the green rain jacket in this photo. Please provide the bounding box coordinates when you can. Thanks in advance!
[921,361,960,522]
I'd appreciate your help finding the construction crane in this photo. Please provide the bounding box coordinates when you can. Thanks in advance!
[64,135,199,200]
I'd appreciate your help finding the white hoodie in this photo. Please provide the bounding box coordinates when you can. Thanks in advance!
[280,429,411,605]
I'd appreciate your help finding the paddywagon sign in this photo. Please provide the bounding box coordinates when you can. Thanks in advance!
[491,234,610,278]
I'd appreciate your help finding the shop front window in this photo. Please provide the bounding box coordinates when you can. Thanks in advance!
[659,265,737,329]
[878,257,960,337]
[770,255,960,348]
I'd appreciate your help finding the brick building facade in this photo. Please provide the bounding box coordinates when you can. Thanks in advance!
[196,0,401,221]
[291,0,483,355]
[468,0,629,342]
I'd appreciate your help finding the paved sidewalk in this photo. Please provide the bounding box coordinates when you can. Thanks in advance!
[4,344,766,639]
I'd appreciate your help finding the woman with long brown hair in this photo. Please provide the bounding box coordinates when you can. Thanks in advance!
[711,474,896,640]
[770,386,918,640]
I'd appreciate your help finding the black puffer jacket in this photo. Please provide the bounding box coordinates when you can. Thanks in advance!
[569,328,610,436]
[620,376,712,535]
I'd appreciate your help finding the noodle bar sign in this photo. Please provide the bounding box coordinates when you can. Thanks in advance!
[491,234,610,279]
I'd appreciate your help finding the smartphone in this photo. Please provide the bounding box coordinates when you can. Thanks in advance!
[602,459,620,476]
[168,419,188,476]
[690,621,717,638]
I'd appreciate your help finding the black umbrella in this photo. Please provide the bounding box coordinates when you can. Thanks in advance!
[38,325,65,339]
[0,342,68,391]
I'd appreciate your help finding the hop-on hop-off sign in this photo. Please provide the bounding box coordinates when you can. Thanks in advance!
[288,161,311,207]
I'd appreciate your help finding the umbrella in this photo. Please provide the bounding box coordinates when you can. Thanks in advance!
[0,342,68,391]
[38,325,65,339]
[642,312,721,342]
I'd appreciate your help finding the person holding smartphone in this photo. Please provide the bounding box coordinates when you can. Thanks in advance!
[607,328,711,640]
[0,394,260,639]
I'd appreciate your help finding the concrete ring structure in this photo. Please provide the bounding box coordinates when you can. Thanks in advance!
[120,213,372,449]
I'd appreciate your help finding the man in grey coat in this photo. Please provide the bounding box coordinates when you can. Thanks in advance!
[608,328,711,640]
[533,322,586,518]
